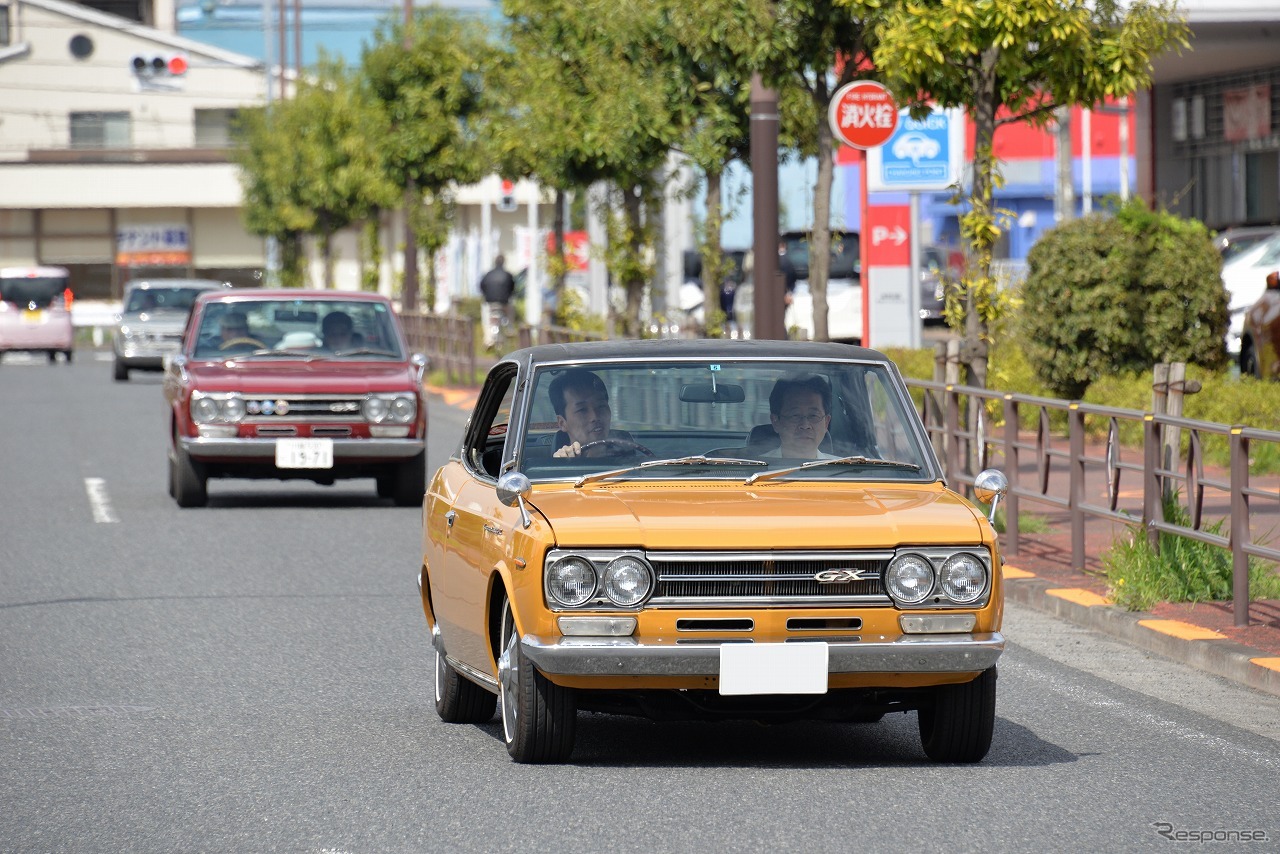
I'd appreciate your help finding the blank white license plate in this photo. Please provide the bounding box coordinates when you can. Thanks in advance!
[718,642,829,696]
[275,438,334,469]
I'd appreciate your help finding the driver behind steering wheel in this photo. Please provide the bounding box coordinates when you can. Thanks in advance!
[216,310,264,352]
[550,368,633,458]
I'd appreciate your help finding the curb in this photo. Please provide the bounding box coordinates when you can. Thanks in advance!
[1004,572,1280,698]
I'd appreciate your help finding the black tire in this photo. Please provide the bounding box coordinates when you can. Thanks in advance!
[375,475,395,500]
[113,360,129,382]
[390,452,426,507]
[434,645,497,723]
[64,349,73,363]
[918,666,997,763]
[170,431,208,508]
[498,597,575,763]
[47,351,57,363]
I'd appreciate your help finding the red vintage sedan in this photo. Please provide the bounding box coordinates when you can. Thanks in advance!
[162,290,428,507]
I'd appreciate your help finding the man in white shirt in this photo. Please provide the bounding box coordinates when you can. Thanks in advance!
[764,374,838,459]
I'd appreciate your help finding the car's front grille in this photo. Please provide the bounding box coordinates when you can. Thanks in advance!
[647,551,891,608]
[244,395,364,421]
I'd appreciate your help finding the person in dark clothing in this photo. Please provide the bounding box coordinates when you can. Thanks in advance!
[479,255,517,341]
[479,255,516,306]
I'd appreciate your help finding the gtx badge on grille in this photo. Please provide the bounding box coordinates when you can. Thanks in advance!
[814,568,878,583]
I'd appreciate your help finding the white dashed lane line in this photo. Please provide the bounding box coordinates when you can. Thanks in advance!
[84,477,119,523]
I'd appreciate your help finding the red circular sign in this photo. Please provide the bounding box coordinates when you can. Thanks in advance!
[828,81,898,150]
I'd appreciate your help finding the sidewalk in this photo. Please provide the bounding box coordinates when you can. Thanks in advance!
[425,383,1280,697]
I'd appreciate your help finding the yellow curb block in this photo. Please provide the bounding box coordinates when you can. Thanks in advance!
[1046,588,1112,607]
[1002,566,1036,579]
[1138,619,1227,641]
[426,386,479,409]
[1252,658,1280,673]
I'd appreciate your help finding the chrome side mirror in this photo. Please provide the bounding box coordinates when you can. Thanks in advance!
[496,470,533,528]
[973,468,1009,525]
[411,353,429,383]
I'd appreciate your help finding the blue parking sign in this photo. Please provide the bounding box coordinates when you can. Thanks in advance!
[867,107,963,192]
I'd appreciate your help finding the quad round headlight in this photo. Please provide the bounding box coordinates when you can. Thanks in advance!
[939,553,987,604]
[220,396,246,422]
[547,556,596,607]
[389,396,416,423]
[191,395,220,423]
[885,554,934,605]
[602,556,653,606]
[363,397,389,423]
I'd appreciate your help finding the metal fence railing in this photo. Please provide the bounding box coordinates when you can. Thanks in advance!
[904,376,1280,627]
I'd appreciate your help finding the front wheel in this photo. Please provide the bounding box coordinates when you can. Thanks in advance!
[113,360,129,382]
[389,452,426,507]
[918,666,996,763]
[498,597,575,763]
[170,431,208,508]
[434,646,496,723]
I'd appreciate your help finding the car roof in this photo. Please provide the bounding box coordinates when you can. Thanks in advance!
[192,289,393,305]
[504,338,891,365]
[0,265,70,278]
[125,279,230,290]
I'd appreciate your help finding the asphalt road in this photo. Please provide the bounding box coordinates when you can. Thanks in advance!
[2,352,1279,853]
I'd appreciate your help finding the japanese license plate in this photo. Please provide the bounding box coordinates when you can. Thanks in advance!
[21,309,46,325]
[718,642,829,696]
[275,438,333,469]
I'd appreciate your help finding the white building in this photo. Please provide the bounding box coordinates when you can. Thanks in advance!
[0,0,274,297]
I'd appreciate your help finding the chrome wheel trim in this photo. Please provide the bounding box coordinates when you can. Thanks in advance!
[433,647,445,704]
[498,602,518,743]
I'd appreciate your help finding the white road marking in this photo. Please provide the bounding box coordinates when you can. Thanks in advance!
[84,477,118,523]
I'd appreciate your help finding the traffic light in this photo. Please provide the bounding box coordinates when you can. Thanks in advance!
[129,53,188,86]
[497,178,517,212]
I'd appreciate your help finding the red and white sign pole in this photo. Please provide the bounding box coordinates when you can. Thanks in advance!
[828,80,898,348]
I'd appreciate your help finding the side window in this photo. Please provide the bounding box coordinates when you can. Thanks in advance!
[463,367,517,480]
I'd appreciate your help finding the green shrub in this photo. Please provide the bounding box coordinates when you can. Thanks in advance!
[1019,199,1227,399]
[1103,493,1280,611]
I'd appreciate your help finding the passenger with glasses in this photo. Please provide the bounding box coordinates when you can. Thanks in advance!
[765,373,838,459]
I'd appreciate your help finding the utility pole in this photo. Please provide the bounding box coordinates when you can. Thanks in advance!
[1055,106,1074,223]
[750,74,783,340]
[401,0,419,312]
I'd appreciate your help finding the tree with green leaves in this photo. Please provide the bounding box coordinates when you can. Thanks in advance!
[744,0,886,342]
[871,0,1188,388]
[361,8,497,311]
[234,60,398,288]
[495,0,689,336]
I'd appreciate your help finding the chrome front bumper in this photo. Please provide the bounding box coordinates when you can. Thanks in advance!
[520,632,1004,676]
[181,435,424,461]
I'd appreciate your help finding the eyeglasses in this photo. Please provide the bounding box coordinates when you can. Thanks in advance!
[779,413,827,426]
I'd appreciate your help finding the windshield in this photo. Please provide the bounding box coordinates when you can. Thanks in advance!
[125,286,208,314]
[517,359,932,483]
[0,276,68,309]
[192,299,405,359]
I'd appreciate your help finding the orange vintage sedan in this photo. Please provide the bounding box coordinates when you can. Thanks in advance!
[420,339,1008,763]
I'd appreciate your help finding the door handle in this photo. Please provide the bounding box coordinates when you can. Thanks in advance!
[445,510,457,528]
[483,523,504,536]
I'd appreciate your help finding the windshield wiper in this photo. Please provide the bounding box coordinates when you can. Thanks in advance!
[321,347,400,358]
[745,455,922,485]
[241,348,320,360]
[575,455,766,488]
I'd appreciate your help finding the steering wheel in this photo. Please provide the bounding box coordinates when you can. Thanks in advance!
[219,337,266,351]
[575,438,655,457]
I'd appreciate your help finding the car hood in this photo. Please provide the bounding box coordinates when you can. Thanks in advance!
[121,312,188,332]
[184,360,417,394]
[529,481,984,549]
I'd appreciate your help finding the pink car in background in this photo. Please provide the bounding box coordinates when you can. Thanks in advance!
[0,266,75,363]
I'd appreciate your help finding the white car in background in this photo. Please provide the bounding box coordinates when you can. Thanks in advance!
[1221,232,1280,358]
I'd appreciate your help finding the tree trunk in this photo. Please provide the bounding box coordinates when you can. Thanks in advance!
[548,187,567,324]
[322,231,334,289]
[623,189,645,338]
[962,50,1000,391]
[702,170,724,334]
[811,77,834,342]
